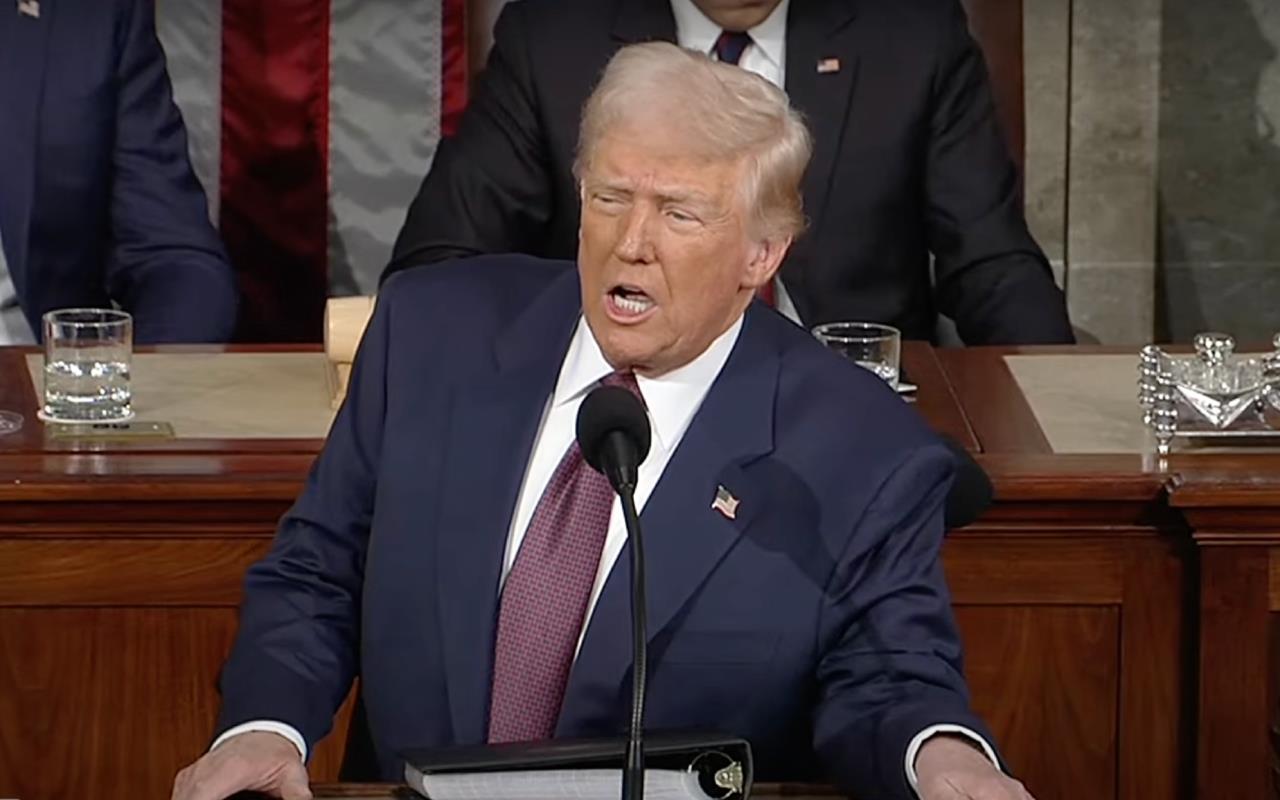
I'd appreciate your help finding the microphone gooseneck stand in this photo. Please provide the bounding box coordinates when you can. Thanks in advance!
[618,485,646,800]
[575,385,652,800]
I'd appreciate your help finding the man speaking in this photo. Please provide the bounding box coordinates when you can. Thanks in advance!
[173,44,1032,800]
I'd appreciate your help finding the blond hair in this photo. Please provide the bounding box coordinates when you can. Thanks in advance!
[574,41,812,241]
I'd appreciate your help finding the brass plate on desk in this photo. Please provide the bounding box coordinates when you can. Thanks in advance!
[45,420,176,441]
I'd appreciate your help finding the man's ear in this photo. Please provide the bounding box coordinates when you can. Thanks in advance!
[742,235,792,290]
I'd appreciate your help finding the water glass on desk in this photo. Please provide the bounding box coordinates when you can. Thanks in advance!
[39,308,133,423]
[812,322,901,389]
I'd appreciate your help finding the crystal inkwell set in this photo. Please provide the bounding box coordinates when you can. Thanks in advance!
[1138,333,1280,454]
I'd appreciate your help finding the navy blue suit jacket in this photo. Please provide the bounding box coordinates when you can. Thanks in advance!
[0,0,236,343]
[217,256,995,799]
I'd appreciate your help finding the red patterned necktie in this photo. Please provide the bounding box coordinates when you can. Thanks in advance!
[487,372,642,743]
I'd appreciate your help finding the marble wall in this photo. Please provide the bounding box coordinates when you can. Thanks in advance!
[1158,0,1280,343]
[1025,0,1280,344]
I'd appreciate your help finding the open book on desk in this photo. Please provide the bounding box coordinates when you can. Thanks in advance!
[402,733,752,800]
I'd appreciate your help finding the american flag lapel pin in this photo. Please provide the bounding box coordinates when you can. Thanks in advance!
[711,485,740,521]
[817,57,840,74]
[17,0,39,18]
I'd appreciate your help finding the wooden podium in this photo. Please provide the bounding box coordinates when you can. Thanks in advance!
[310,784,842,799]
[2,343,1278,800]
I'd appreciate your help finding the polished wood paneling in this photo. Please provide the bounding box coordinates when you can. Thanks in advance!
[943,536,1124,604]
[0,615,355,795]
[1197,547,1272,800]
[904,342,980,452]
[0,608,238,799]
[1119,537,1191,800]
[956,605,1118,800]
[936,347,1052,454]
[1272,551,1280,612]
[0,539,269,605]
[948,529,1190,800]
[1270,614,1280,799]
[1176,499,1280,800]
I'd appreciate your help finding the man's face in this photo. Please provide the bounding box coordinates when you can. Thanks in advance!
[689,0,784,31]
[577,124,786,377]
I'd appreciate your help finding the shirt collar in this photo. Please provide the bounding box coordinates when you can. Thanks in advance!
[669,0,790,75]
[552,315,745,453]
[747,0,788,74]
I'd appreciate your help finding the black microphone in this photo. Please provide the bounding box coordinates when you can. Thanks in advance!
[578,386,651,493]
[576,385,652,800]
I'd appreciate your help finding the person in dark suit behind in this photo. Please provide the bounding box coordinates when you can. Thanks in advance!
[384,0,1074,346]
[173,44,1032,800]
[0,0,237,344]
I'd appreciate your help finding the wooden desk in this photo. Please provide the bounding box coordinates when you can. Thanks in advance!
[940,345,1280,800]
[0,346,337,800]
[0,343,1218,800]
[1172,472,1280,800]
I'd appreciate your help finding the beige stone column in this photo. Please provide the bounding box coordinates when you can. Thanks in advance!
[1064,0,1163,344]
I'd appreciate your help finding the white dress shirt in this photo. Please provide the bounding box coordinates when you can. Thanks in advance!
[669,0,802,325]
[0,224,35,345]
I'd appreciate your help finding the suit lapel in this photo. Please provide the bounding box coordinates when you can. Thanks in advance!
[435,269,582,744]
[0,0,53,289]
[558,304,781,735]
[783,0,861,313]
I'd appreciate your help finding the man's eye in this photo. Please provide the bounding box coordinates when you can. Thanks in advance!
[667,210,696,223]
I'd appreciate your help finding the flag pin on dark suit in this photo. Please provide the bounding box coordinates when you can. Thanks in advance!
[711,485,740,520]
[817,58,840,74]
[17,0,39,18]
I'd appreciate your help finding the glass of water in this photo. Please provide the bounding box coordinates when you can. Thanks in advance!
[812,322,901,389]
[39,309,134,423]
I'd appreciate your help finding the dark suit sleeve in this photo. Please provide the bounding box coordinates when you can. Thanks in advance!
[812,443,999,800]
[384,3,554,280]
[214,285,394,749]
[925,1,1074,345]
[105,0,237,343]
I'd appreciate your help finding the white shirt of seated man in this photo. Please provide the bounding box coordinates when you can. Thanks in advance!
[171,33,1032,800]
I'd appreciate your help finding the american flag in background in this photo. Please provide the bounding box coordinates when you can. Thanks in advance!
[155,0,469,342]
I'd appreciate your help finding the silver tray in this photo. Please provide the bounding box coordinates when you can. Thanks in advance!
[1174,409,1280,439]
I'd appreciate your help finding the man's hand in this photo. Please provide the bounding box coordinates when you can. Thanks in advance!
[171,731,311,800]
[915,736,1034,800]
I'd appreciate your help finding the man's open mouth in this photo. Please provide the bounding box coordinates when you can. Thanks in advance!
[607,285,655,316]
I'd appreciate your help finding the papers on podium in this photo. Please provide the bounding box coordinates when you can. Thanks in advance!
[409,767,724,800]
[402,734,752,800]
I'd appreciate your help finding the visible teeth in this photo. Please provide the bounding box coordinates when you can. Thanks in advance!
[612,293,653,314]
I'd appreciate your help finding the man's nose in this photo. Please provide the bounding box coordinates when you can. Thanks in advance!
[614,205,657,263]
